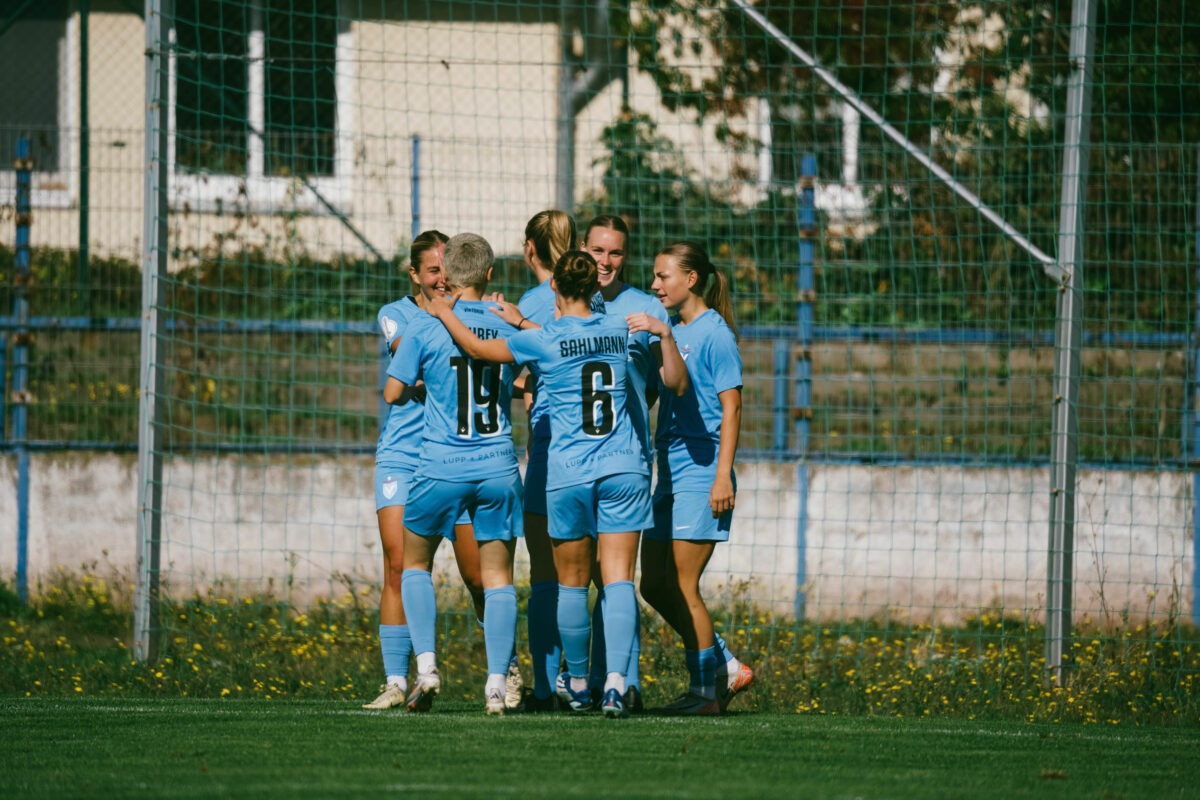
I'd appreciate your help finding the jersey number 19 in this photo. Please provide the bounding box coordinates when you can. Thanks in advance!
[449,356,501,437]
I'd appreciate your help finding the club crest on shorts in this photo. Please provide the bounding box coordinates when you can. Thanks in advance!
[381,475,398,500]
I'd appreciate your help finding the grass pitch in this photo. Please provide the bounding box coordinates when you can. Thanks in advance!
[3,697,1196,799]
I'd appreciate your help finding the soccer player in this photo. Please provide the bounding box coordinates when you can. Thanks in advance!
[512,209,578,710]
[363,231,489,711]
[383,233,523,715]
[428,250,686,718]
[579,214,674,713]
[627,241,755,715]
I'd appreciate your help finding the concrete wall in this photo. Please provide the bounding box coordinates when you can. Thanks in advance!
[1,452,1191,625]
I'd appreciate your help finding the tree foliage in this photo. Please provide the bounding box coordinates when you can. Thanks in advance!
[589,0,1197,332]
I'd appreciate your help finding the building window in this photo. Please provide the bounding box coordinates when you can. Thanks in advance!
[170,0,350,211]
[0,1,73,207]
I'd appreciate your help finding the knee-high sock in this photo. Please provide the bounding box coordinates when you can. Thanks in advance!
[589,587,607,689]
[601,581,637,680]
[483,585,518,677]
[379,624,412,680]
[557,584,591,678]
[528,581,560,699]
[626,601,641,690]
[690,646,719,698]
[685,646,719,698]
[400,569,437,658]
[713,631,742,684]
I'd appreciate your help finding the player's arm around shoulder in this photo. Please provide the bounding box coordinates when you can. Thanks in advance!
[426,292,515,364]
[629,311,689,397]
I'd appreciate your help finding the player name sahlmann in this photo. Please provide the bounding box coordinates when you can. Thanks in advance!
[559,335,626,358]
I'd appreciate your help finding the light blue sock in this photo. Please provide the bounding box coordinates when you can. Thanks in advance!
[685,648,701,691]
[589,587,606,690]
[698,646,719,697]
[713,631,732,676]
[379,624,412,679]
[557,584,591,678]
[627,600,641,691]
[483,585,518,676]
[601,581,636,681]
[528,581,560,699]
[400,569,437,657]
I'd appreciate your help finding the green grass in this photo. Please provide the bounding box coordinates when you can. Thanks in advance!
[3,697,1197,799]
[5,571,1200,727]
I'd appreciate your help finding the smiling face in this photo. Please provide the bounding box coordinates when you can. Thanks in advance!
[584,225,627,292]
[650,252,696,313]
[409,242,448,302]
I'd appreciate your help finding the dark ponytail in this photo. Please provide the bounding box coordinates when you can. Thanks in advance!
[553,250,599,302]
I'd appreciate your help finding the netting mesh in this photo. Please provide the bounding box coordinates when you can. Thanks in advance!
[1,1,1199,706]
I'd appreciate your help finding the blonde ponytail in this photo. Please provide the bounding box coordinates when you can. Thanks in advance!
[525,209,577,271]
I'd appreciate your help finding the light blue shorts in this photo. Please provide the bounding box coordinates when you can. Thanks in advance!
[375,465,469,524]
[404,471,524,542]
[646,491,732,543]
[522,428,550,516]
[375,465,414,510]
[547,472,653,541]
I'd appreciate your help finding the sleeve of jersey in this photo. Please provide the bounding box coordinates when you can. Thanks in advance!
[388,326,422,384]
[377,304,404,350]
[504,328,544,368]
[707,329,743,394]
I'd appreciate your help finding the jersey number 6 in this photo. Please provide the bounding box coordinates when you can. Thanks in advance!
[581,361,615,437]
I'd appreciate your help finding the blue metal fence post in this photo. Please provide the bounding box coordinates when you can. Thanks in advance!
[772,340,788,453]
[13,138,33,603]
[793,154,816,620]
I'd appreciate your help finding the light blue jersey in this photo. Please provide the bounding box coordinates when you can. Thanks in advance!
[516,281,557,439]
[601,283,670,470]
[517,280,607,439]
[654,309,742,494]
[375,296,423,471]
[389,300,520,481]
[506,313,649,490]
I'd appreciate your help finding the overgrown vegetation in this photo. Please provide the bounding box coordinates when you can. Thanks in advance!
[4,569,1198,726]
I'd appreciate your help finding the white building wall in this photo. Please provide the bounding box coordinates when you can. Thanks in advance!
[2,8,756,264]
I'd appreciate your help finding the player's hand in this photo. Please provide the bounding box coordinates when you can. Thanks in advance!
[709,475,735,517]
[482,291,506,303]
[426,290,461,319]
[489,299,525,328]
[626,312,670,338]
